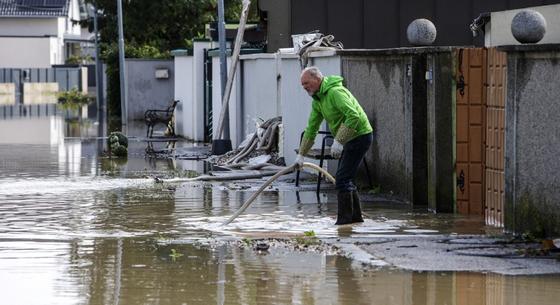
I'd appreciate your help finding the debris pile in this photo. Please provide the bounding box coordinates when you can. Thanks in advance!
[211,116,284,167]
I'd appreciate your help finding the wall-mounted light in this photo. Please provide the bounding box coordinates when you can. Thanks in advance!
[155,68,169,79]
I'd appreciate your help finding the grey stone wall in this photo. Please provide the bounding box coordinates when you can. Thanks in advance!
[502,45,560,236]
[126,59,174,121]
[339,48,455,208]
[341,53,414,202]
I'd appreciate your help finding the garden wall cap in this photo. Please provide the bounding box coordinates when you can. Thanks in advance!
[497,43,560,52]
[171,49,193,57]
[337,46,464,56]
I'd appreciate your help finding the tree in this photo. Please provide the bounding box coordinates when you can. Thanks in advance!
[87,0,214,128]
[86,0,260,130]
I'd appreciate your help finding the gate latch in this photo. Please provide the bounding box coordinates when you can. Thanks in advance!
[457,75,465,96]
[457,170,465,194]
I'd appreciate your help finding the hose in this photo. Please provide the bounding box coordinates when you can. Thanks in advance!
[222,162,335,225]
[225,134,257,165]
[258,121,281,152]
[231,140,259,164]
[162,169,280,183]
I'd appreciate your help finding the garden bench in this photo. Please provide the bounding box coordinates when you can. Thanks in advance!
[144,100,180,138]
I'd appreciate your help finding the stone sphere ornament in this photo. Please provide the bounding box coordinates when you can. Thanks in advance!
[407,18,437,46]
[511,10,547,44]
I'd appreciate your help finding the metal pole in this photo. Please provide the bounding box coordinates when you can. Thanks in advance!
[217,0,229,139]
[214,0,250,141]
[117,0,127,134]
[211,0,233,155]
[93,5,106,139]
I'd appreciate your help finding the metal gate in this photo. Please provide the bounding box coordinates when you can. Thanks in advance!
[0,67,85,105]
[203,49,213,142]
[484,48,507,227]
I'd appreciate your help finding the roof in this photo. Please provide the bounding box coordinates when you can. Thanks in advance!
[0,0,70,17]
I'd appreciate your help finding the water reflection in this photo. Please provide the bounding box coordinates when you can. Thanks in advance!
[0,116,64,145]
[1,238,559,305]
[1,116,560,304]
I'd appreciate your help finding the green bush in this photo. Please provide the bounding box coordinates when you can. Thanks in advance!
[111,144,128,158]
[107,131,128,148]
[107,131,128,158]
[57,89,92,110]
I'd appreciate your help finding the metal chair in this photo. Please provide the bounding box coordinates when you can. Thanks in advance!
[295,131,372,194]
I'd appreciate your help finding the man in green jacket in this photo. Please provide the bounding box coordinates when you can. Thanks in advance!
[295,66,373,225]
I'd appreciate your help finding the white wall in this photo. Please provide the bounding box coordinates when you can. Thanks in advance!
[280,55,310,164]
[173,47,342,175]
[0,37,56,68]
[175,55,194,139]
[280,53,341,166]
[0,18,58,36]
[485,4,560,47]
[239,53,281,140]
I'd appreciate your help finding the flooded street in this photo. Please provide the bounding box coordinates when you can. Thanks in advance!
[1,117,560,305]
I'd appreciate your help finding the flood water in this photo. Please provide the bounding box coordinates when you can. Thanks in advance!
[0,116,559,305]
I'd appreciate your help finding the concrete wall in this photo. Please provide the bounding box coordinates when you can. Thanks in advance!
[338,48,455,206]
[486,4,560,47]
[341,51,414,201]
[502,45,560,236]
[125,59,175,121]
[0,37,57,68]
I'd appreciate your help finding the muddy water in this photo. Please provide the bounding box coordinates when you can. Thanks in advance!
[0,119,560,304]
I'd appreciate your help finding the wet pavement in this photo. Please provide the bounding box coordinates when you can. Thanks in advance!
[1,116,560,304]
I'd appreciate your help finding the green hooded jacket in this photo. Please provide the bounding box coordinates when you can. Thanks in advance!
[301,76,372,153]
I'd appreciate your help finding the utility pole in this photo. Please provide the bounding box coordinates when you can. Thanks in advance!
[117,0,127,134]
[92,5,105,140]
[211,0,232,155]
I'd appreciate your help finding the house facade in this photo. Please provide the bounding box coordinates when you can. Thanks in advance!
[0,0,83,68]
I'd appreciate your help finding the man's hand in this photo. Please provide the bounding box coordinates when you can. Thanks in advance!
[294,154,305,168]
[330,140,343,159]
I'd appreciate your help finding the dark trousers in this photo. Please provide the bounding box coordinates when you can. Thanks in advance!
[335,132,373,192]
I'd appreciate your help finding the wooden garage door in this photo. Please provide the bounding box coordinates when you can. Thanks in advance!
[485,48,506,227]
[456,48,486,215]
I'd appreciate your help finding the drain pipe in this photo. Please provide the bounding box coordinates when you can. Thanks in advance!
[222,162,335,225]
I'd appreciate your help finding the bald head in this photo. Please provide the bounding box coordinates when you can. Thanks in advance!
[301,66,323,80]
[300,66,323,96]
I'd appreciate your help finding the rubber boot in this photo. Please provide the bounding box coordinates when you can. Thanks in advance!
[351,191,364,223]
[335,192,353,225]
